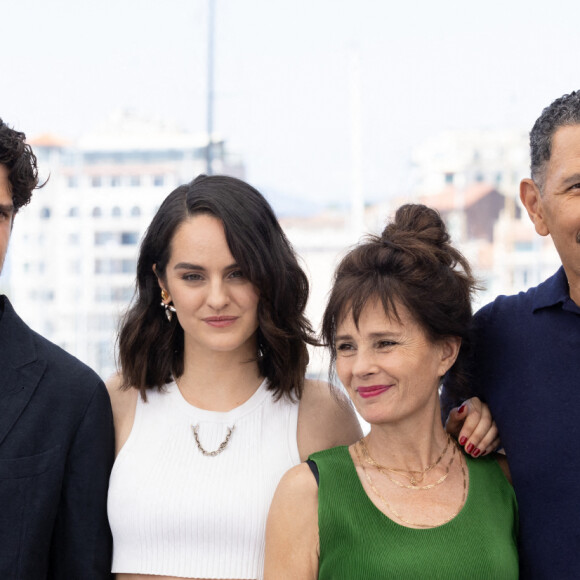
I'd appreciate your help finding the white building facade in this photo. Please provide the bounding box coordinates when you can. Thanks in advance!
[7,112,243,379]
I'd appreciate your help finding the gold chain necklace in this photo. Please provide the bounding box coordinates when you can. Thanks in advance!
[192,424,235,457]
[360,434,451,486]
[361,441,457,490]
[354,441,467,528]
[173,377,236,457]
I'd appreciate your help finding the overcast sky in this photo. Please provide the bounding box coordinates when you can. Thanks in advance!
[2,0,579,207]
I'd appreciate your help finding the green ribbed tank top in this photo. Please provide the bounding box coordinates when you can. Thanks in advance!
[309,446,518,580]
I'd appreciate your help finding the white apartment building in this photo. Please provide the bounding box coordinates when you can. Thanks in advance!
[7,111,244,379]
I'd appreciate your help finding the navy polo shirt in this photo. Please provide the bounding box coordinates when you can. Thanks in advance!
[470,267,580,579]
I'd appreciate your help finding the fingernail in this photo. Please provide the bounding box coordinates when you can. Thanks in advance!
[459,436,467,446]
[457,404,466,414]
[472,448,481,457]
[466,443,474,454]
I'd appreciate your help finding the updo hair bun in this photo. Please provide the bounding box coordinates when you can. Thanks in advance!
[380,204,458,270]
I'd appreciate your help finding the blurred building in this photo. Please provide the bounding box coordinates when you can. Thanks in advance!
[407,128,561,307]
[411,128,529,198]
[7,111,244,379]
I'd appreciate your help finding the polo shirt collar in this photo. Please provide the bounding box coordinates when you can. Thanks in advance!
[532,266,580,314]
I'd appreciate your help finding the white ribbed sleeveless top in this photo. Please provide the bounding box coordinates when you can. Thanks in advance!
[107,378,300,579]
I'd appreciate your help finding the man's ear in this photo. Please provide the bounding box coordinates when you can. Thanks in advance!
[520,178,550,237]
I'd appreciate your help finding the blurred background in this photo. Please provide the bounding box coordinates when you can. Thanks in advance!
[1,0,576,379]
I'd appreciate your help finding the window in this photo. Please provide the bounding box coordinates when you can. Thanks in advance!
[91,176,102,188]
[89,314,116,331]
[67,176,79,188]
[68,206,79,217]
[121,232,139,245]
[130,206,141,217]
[153,175,164,187]
[122,259,136,273]
[95,258,136,274]
[95,286,134,302]
[111,176,122,187]
[95,259,114,274]
[95,232,115,246]
[129,175,141,187]
[28,289,54,301]
[92,207,102,218]
[112,206,122,217]
[40,207,51,219]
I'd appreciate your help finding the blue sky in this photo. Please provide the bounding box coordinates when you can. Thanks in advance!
[2,0,579,207]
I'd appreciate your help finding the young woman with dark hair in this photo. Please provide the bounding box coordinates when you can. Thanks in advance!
[265,204,518,579]
[106,175,362,580]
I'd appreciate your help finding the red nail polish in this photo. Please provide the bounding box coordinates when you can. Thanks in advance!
[458,404,466,414]
[466,443,474,454]
[459,436,467,446]
[472,448,481,457]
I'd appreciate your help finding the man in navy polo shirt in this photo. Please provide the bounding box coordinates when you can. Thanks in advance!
[448,92,580,579]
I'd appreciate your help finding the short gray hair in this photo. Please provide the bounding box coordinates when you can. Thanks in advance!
[530,91,580,191]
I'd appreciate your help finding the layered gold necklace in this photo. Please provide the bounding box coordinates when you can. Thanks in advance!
[354,437,467,528]
[360,434,453,488]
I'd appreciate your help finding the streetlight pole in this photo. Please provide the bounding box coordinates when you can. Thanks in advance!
[206,0,215,175]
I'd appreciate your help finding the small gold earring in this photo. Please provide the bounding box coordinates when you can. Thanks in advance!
[160,289,176,321]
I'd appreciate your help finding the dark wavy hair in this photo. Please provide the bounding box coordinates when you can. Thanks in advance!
[530,90,580,191]
[0,118,41,213]
[321,204,478,403]
[118,174,316,400]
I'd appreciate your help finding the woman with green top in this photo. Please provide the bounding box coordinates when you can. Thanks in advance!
[264,204,518,579]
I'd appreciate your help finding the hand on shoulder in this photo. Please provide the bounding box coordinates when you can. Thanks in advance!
[445,396,500,458]
[297,379,362,461]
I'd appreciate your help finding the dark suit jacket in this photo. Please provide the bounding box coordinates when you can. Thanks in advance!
[0,296,114,579]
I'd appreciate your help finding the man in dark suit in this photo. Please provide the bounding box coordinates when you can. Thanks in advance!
[0,118,114,578]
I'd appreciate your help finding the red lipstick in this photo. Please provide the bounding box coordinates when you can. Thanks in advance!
[356,385,391,399]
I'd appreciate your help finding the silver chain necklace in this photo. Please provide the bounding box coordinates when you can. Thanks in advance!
[192,424,235,457]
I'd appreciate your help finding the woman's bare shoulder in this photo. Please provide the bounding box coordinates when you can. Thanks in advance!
[301,377,354,408]
[276,462,319,499]
[106,372,138,416]
[492,451,512,484]
[265,462,319,580]
[106,372,139,454]
[297,379,362,460]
